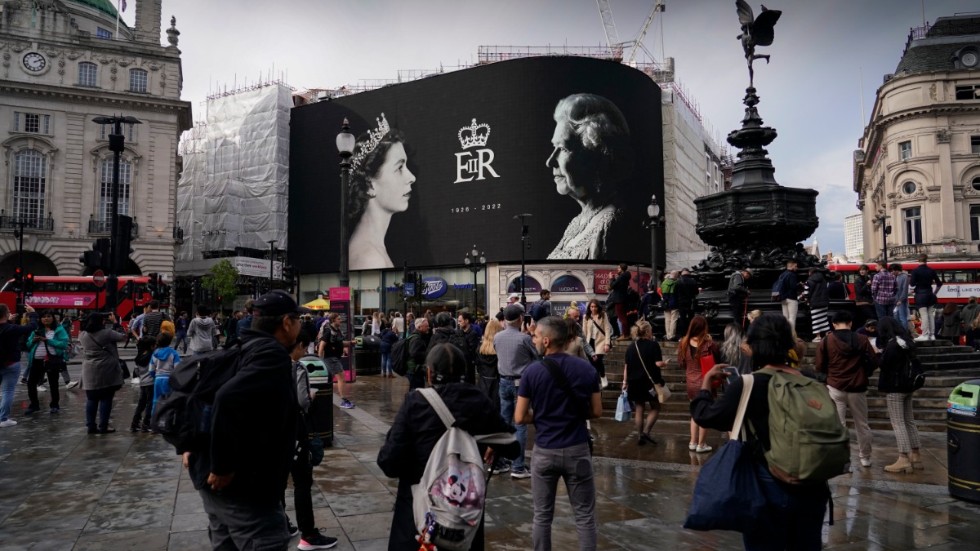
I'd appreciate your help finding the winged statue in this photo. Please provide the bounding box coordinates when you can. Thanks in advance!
[735,0,782,87]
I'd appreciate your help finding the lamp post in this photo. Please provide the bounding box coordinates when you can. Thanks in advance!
[645,195,664,290]
[463,245,486,315]
[267,240,276,292]
[13,220,24,313]
[873,211,892,266]
[92,114,141,316]
[336,119,355,289]
[513,214,532,307]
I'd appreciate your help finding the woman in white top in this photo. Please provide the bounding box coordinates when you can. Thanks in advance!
[348,113,416,271]
[546,93,633,260]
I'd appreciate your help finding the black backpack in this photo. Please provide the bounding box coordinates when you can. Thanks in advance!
[390,334,416,376]
[151,340,256,453]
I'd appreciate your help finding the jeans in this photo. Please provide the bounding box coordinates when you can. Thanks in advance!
[27,357,60,410]
[875,302,895,320]
[0,362,22,421]
[380,352,391,375]
[200,488,289,551]
[530,443,597,551]
[781,299,799,332]
[742,467,827,551]
[894,302,909,333]
[499,378,527,471]
[85,387,118,430]
[174,331,188,353]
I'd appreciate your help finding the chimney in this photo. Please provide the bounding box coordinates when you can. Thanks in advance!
[134,0,162,44]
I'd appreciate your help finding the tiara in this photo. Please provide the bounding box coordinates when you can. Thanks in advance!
[351,113,390,170]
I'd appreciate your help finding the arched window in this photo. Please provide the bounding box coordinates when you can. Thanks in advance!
[12,150,47,225]
[78,62,97,87]
[129,68,147,93]
[973,176,980,191]
[99,158,132,223]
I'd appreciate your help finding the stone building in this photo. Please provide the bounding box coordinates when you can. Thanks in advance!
[853,14,980,262]
[0,0,191,279]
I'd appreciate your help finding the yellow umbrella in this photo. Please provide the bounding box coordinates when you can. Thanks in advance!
[302,297,330,310]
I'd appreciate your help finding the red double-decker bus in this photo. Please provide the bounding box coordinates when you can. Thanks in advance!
[827,261,980,304]
[0,275,153,321]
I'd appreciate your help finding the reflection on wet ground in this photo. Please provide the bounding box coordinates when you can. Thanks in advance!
[1,362,978,550]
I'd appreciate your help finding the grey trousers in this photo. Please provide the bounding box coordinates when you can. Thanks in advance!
[530,442,597,551]
[886,392,921,454]
[199,489,289,551]
[828,386,872,460]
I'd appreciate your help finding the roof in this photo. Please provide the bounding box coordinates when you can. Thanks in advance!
[895,15,980,74]
[69,0,119,20]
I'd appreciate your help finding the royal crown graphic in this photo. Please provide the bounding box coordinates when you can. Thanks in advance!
[458,118,491,149]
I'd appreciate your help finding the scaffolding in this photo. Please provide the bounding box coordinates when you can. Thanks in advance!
[176,83,292,262]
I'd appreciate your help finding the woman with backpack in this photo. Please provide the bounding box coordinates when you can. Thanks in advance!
[680,315,722,453]
[692,314,832,551]
[876,317,923,474]
[377,343,520,551]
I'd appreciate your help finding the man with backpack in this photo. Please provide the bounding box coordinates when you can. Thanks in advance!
[815,310,878,468]
[772,260,800,332]
[183,290,305,551]
[529,290,552,323]
[692,314,845,550]
[514,316,602,550]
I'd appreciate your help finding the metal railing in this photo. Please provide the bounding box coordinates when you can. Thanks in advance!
[0,214,54,232]
[87,218,139,238]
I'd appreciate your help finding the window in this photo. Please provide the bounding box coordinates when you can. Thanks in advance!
[972,136,980,155]
[972,205,980,241]
[904,206,923,245]
[99,158,132,223]
[96,27,112,40]
[12,150,46,223]
[129,69,147,93]
[13,112,50,134]
[902,181,917,195]
[78,62,97,87]
[956,84,980,100]
[899,141,912,161]
[98,123,137,142]
[975,176,980,191]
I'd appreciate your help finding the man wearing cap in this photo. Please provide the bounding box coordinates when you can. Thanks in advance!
[185,290,305,550]
[494,303,539,479]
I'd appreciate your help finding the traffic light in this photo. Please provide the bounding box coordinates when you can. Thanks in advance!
[12,267,23,292]
[147,272,158,297]
[80,239,110,270]
[23,273,34,298]
[114,215,134,271]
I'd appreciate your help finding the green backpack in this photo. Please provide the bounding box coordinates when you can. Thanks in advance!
[755,367,851,484]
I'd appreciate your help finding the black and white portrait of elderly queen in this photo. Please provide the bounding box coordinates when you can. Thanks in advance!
[347,113,416,271]
[546,93,634,261]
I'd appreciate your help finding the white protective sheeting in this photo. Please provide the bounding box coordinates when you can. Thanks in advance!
[176,84,292,261]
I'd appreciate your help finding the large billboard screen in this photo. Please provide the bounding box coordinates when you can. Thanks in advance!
[289,56,664,273]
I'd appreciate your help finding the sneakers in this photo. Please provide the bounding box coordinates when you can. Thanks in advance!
[510,467,531,479]
[914,334,930,342]
[0,419,17,428]
[688,442,698,451]
[860,457,872,468]
[339,398,355,409]
[66,381,79,389]
[298,531,338,550]
[695,444,713,453]
[37,385,46,392]
[288,523,300,538]
[491,462,511,475]
[49,407,60,414]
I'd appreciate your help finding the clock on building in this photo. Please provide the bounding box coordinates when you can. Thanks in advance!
[962,50,978,68]
[22,52,47,72]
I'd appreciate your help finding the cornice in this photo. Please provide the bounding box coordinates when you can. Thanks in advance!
[0,32,181,63]
[873,103,980,130]
[0,81,191,114]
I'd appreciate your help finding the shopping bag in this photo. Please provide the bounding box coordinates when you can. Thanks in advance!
[614,391,632,421]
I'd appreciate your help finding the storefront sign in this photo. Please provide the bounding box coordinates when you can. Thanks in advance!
[593,270,651,295]
[422,277,449,300]
[507,276,542,294]
[329,287,350,302]
[550,274,586,293]
[233,256,282,279]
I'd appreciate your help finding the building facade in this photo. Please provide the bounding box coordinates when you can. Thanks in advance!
[844,212,864,261]
[853,15,980,262]
[0,0,191,280]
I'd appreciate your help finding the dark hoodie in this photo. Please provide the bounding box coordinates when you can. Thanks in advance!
[814,329,878,392]
[188,328,297,505]
[805,271,829,308]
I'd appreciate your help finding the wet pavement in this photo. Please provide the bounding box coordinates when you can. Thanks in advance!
[2,354,980,550]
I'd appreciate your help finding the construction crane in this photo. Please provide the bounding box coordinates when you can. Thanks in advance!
[595,0,666,64]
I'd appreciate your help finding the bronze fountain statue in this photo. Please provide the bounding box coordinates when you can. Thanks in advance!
[736,0,781,87]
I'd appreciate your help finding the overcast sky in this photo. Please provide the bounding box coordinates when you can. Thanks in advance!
[138,0,979,258]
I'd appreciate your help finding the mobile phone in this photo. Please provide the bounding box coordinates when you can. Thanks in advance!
[523,314,532,326]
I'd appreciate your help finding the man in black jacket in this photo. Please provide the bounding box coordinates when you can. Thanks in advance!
[407,318,431,391]
[674,269,700,338]
[606,263,631,339]
[185,290,304,551]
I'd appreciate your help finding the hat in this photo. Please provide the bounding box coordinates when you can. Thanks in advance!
[503,303,525,322]
[253,290,311,317]
[508,293,521,301]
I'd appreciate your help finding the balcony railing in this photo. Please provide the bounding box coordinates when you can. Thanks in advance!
[888,242,970,261]
[0,213,54,233]
[88,218,140,238]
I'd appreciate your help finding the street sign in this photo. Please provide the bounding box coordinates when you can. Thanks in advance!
[92,270,106,288]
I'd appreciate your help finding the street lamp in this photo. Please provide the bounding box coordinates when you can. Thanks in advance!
[513,213,532,307]
[12,220,25,313]
[336,119,355,289]
[463,245,486,315]
[645,195,664,290]
[873,211,892,266]
[92,114,141,315]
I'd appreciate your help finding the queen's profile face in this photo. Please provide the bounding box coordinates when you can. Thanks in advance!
[369,142,415,214]
[546,121,594,202]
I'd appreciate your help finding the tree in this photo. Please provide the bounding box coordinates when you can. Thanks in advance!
[202,259,239,309]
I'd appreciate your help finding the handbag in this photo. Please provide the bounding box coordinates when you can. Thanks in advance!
[684,374,769,533]
[634,342,670,403]
[42,342,67,372]
[699,349,721,389]
[614,391,632,421]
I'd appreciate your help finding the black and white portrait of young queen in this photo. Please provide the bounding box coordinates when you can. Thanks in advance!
[347,113,416,271]
[546,93,634,260]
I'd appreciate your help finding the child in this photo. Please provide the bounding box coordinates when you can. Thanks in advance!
[149,332,181,416]
[130,337,158,432]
